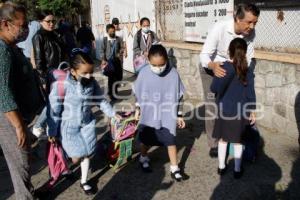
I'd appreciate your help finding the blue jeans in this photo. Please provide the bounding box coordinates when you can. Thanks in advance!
[34,106,47,129]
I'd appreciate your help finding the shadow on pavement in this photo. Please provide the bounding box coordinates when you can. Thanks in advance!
[91,105,205,200]
[210,138,282,200]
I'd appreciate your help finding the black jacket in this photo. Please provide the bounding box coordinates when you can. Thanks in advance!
[32,28,65,80]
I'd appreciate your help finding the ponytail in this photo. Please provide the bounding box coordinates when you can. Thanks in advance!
[229,38,248,85]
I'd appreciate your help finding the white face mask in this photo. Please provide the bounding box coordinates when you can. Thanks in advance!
[150,64,167,75]
[142,27,150,33]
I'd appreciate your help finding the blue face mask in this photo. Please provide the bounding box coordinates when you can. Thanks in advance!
[142,27,150,33]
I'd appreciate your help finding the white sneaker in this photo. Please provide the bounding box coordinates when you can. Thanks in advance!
[32,127,45,138]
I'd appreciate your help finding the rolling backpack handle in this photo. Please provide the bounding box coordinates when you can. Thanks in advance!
[58,61,70,70]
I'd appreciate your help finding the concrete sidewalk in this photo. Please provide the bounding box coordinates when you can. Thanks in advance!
[0,71,299,200]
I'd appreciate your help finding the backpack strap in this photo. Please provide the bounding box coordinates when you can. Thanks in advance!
[103,37,108,60]
[57,78,65,100]
[136,29,142,47]
[150,31,155,42]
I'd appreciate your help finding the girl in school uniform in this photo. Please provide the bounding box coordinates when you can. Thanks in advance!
[134,44,186,182]
[211,38,256,179]
[48,51,120,195]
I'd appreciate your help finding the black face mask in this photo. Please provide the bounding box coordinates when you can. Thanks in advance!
[78,76,94,87]
[109,33,116,38]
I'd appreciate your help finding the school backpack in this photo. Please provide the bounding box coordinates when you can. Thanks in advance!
[242,124,260,162]
[110,111,137,142]
[106,111,138,170]
[50,61,70,99]
[102,37,119,77]
[229,124,260,162]
[133,30,155,74]
[46,141,70,188]
[46,62,71,187]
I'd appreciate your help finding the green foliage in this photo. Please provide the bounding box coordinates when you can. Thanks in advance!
[37,0,89,17]
[1,0,89,19]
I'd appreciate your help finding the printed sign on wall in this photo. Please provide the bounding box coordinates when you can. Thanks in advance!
[184,0,234,42]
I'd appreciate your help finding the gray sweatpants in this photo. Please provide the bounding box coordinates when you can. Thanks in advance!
[0,114,34,200]
[200,68,218,148]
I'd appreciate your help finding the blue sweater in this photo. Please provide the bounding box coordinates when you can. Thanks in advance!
[210,61,256,117]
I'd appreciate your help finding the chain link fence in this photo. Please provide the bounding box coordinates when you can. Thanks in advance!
[155,0,184,41]
[155,0,300,53]
[254,7,300,53]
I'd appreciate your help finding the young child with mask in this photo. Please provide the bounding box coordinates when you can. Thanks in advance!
[133,44,187,182]
[47,51,120,195]
[100,24,123,101]
[133,17,160,59]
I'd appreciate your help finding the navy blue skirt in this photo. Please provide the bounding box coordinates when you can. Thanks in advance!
[213,117,248,143]
[138,125,176,146]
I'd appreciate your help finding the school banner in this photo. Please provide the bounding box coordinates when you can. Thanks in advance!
[183,0,234,42]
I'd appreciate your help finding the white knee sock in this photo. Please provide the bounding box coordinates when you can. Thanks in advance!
[218,141,228,169]
[80,158,90,185]
[234,144,243,172]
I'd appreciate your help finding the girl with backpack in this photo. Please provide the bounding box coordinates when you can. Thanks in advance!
[133,17,160,58]
[47,51,121,195]
[133,17,160,73]
[134,44,186,182]
[210,38,256,179]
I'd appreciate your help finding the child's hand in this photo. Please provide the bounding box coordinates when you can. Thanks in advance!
[48,137,56,143]
[177,117,186,129]
[249,112,256,125]
[115,114,122,122]
[134,107,140,121]
[143,52,148,57]
[100,60,108,69]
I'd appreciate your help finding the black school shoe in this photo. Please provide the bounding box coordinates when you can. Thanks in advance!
[217,166,227,176]
[209,147,218,158]
[171,170,187,182]
[233,168,244,179]
[140,161,153,173]
[80,183,95,195]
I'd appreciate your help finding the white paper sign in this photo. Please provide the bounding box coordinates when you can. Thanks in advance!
[184,0,234,42]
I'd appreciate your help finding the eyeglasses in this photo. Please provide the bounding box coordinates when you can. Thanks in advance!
[43,20,56,24]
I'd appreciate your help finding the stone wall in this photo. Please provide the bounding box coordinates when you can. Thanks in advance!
[166,45,300,136]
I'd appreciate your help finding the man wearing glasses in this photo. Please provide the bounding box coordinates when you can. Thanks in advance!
[199,4,260,158]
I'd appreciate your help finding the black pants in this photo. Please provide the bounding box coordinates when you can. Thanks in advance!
[108,61,123,99]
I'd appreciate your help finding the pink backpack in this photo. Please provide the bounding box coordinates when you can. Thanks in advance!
[133,55,148,74]
[51,61,70,99]
[46,142,69,187]
[46,62,70,188]
[110,112,137,141]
